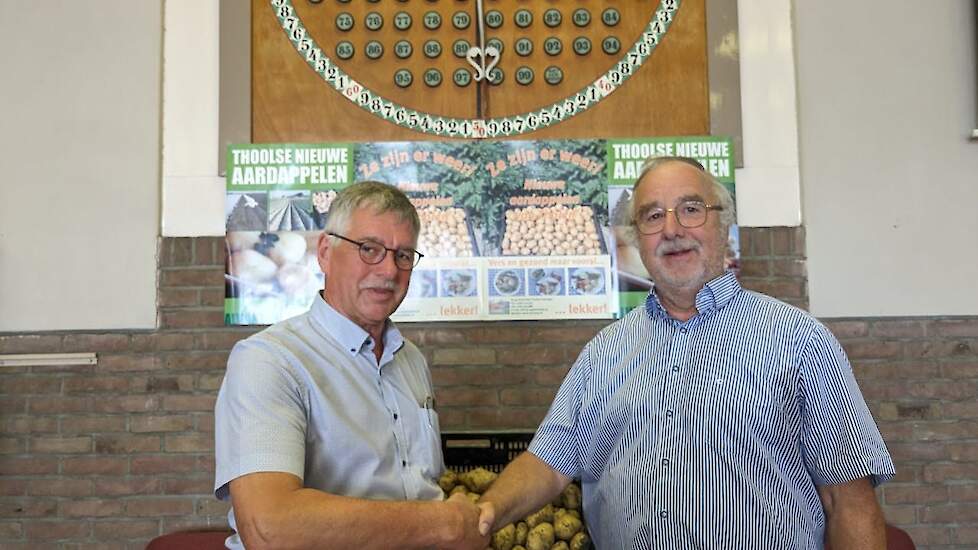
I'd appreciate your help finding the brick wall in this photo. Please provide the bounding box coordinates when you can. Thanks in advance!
[1,228,976,549]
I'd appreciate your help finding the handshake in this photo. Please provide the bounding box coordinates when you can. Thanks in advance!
[437,467,590,550]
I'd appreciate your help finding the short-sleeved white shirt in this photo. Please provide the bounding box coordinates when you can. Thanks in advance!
[214,295,443,549]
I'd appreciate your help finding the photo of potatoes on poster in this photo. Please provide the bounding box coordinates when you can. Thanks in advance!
[224,137,735,324]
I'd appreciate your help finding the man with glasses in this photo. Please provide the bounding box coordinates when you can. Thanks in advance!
[215,181,488,550]
[477,157,894,549]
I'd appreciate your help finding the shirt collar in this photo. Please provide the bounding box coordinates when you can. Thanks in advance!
[310,293,405,357]
[645,271,742,323]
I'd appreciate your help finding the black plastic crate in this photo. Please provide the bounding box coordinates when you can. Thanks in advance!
[441,432,534,473]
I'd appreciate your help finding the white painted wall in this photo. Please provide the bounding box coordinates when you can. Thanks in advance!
[795,0,978,316]
[0,1,162,331]
[162,0,225,237]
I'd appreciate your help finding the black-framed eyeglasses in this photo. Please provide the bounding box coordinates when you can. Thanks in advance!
[634,200,724,235]
[328,232,423,271]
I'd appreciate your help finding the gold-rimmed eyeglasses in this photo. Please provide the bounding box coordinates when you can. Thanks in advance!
[634,200,724,235]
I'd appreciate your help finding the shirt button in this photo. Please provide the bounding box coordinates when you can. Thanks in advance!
[393,413,398,420]
[402,460,407,467]
[659,510,668,519]
[680,328,688,334]
[350,348,356,353]
[665,410,674,418]
[672,365,680,372]
[662,458,670,466]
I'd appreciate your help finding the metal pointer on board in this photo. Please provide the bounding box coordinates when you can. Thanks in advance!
[465,0,500,82]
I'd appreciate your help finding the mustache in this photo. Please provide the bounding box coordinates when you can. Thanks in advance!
[359,278,397,291]
[656,238,701,257]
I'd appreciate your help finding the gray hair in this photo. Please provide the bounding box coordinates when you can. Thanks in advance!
[629,155,736,231]
[323,181,421,239]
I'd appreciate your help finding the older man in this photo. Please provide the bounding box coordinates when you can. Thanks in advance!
[215,181,487,550]
[477,157,895,549]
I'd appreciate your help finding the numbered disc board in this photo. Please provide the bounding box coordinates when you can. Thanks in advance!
[253,0,707,141]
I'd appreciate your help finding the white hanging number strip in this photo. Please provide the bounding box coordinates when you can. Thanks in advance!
[269,0,681,139]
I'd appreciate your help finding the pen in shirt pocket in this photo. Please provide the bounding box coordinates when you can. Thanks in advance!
[423,395,435,426]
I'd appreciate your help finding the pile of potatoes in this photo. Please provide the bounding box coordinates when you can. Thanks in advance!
[226,231,321,300]
[417,207,476,257]
[439,467,591,550]
[501,206,602,257]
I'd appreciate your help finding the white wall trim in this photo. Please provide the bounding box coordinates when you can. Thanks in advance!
[162,0,224,236]
[734,0,801,227]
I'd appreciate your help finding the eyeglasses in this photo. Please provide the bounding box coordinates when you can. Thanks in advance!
[634,200,724,235]
[328,233,423,271]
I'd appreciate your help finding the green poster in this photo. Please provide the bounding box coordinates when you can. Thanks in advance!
[224,137,735,324]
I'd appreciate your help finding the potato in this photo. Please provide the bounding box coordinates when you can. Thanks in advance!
[465,492,480,504]
[515,522,528,545]
[449,484,468,496]
[276,263,316,297]
[491,523,516,550]
[524,504,554,528]
[438,469,458,493]
[560,483,582,510]
[226,231,261,252]
[230,249,277,284]
[267,232,307,265]
[569,531,591,550]
[551,543,569,550]
[460,467,498,493]
[513,547,526,550]
[553,513,582,541]
[525,523,555,550]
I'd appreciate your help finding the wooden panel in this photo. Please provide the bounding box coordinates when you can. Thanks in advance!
[289,1,478,118]
[253,0,707,142]
[498,0,708,139]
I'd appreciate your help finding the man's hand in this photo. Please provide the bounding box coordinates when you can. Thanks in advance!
[477,501,496,536]
[439,492,491,550]
[474,452,572,536]
[231,472,490,550]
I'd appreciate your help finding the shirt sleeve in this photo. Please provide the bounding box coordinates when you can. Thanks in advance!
[798,322,895,487]
[528,341,592,480]
[214,339,309,500]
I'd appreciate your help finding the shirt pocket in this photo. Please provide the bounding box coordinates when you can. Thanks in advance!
[703,351,788,447]
[410,404,443,479]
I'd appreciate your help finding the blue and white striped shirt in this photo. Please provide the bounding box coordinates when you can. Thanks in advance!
[529,272,894,550]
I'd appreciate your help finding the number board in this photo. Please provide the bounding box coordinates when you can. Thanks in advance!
[253,0,707,141]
